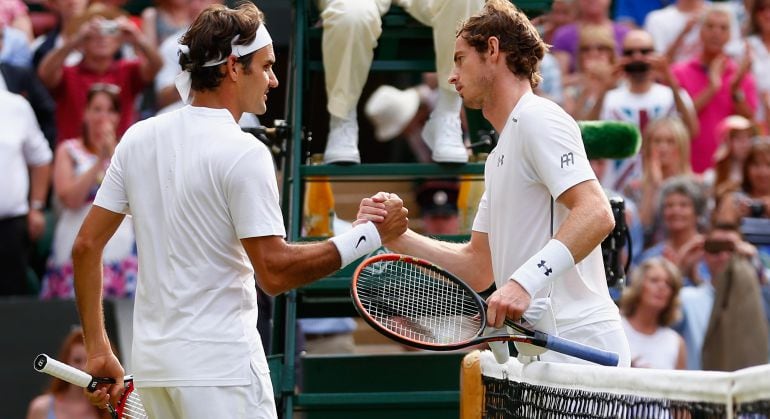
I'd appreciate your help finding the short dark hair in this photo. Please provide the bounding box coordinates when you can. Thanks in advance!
[179,2,263,92]
[458,0,548,88]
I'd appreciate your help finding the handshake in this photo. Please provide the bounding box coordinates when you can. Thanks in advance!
[355,192,410,245]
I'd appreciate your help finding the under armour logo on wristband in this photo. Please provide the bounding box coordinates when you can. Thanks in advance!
[356,236,367,248]
[537,260,553,276]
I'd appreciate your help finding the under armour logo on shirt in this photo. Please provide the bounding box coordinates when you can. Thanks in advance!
[560,152,574,168]
[537,260,553,276]
[497,154,505,167]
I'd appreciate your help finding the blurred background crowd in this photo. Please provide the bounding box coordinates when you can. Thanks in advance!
[4,3,770,411]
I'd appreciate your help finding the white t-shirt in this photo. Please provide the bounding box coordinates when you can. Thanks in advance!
[621,317,681,369]
[599,82,695,191]
[472,92,619,333]
[600,82,694,127]
[0,90,52,218]
[94,105,286,387]
[644,4,742,64]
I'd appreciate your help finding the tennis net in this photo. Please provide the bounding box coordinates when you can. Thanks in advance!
[460,350,770,419]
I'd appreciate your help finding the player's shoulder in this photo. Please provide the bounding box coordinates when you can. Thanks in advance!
[516,94,576,130]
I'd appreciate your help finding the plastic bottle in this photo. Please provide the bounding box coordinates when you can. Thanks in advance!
[303,154,335,237]
[456,153,487,234]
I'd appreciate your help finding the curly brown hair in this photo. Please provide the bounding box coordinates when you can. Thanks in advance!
[179,2,263,92]
[457,0,548,88]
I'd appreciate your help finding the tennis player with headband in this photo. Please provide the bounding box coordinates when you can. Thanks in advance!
[72,3,407,417]
[358,0,631,367]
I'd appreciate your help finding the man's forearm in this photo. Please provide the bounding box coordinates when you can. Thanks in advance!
[38,37,79,89]
[134,37,164,83]
[386,230,493,291]
[28,164,51,205]
[73,240,111,353]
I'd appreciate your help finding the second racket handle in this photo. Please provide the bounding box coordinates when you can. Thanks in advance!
[539,333,620,367]
[34,354,93,388]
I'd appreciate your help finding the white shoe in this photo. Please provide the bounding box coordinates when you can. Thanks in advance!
[324,115,360,164]
[422,113,468,163]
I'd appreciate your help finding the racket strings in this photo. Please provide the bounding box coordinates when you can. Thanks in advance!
[119,386,148,419]
[357,259,483,345]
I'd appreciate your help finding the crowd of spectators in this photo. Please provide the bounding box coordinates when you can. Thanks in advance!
[2,0,770,372]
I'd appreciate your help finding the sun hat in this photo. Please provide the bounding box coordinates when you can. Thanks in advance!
[364,85,421,142]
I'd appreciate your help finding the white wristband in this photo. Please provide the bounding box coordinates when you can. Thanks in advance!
[511,239,574,297]
[329,221,382,268]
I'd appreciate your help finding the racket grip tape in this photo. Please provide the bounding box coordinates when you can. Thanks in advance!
[537,333,620,366]
[34,354,94,388]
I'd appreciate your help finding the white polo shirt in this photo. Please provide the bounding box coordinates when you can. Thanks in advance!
[0,90,52,218]
[472,92,619,333]
[94,105,286,386]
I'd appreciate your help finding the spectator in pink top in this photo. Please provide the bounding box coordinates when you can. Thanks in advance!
[37,3,162,143]
[672,4,757,174]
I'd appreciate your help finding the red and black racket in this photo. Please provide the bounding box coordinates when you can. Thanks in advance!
[351,253,619,366]
[34,354,147,419]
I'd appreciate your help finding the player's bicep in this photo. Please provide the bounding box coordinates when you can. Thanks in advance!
[77,206,126,249]
[240,235,289,288]
[555,178,606,211]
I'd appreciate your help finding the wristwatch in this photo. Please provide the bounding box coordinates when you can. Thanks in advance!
[30,200,45,211]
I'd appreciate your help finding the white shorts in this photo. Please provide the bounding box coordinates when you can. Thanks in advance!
[137,364,277,419]
[536,320,631,367]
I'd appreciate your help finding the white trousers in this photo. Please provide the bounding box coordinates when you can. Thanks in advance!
[137,364,277,419]
[316,0,484,118]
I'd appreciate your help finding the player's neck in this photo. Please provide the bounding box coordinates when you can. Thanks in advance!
[191,89,243,122]
[482,75,531,134]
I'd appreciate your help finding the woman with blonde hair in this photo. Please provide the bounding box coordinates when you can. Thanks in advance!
[627,116,693,238]
[621,257,687,369]
[563,24,621,120]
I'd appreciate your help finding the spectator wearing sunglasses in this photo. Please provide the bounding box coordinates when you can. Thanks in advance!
[593,29,697,194]
[562,25,620,120]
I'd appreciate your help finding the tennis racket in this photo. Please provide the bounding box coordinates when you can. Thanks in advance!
[351,254,620,366]
[33,354,147,419]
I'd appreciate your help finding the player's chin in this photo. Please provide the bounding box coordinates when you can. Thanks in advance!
[251,101,268,116]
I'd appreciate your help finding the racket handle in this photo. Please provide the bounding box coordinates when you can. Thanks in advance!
[538,333,620,366]
[34,354,93,388]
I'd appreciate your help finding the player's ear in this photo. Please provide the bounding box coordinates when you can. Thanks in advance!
[227,55,239,80]
[487,36,500,60]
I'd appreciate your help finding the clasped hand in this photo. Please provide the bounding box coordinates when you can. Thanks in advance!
[355,192,408,243]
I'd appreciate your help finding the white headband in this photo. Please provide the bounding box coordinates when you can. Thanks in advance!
[175,24,273,104]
